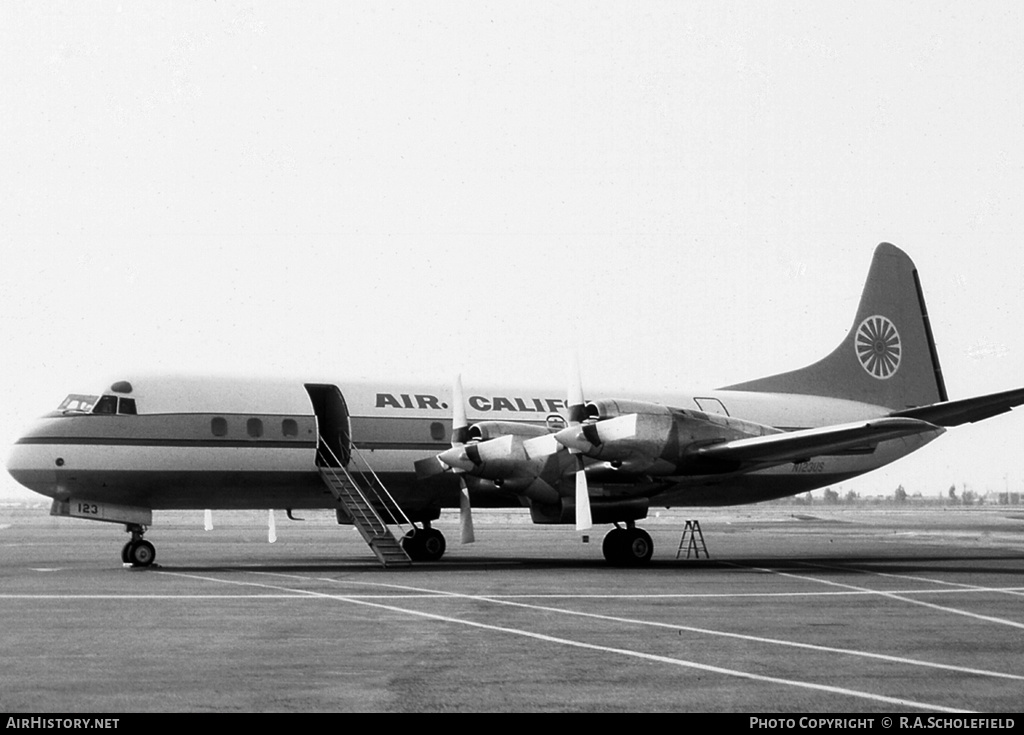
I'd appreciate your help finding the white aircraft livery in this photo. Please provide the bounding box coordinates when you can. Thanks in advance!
[7,243,1024,567]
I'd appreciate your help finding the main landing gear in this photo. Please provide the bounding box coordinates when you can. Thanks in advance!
[602,522,653,566]
[121,524,156,568]
[401,522,447,562]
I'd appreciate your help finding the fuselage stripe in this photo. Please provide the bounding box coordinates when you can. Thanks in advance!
[16,437,316,450]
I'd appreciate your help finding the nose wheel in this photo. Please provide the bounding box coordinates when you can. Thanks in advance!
[122,524,156,567]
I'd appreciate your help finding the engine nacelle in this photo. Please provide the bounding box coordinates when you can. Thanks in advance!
[437,421,562,489]
[467,421,551,442]
[556,398,780,475]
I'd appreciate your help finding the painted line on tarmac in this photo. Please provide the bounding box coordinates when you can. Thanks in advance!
[797,561,1024,599]
[727,561,1024,631]
[0,593,315,599]
[157,569,972,713]
[258,571,1024,684]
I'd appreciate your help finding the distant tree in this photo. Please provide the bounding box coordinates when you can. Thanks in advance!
[894,485,907,504]
[948,484,958,504]
[845,490,859,504]
[963,489,977,507]
[823,488,839,504]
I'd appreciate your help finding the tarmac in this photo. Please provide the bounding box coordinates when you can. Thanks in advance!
[1,503,1022,713]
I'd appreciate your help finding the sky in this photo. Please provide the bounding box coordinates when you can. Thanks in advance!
[2,1,1023,501]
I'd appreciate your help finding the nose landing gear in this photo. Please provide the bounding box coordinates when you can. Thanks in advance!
[122,524,156,568]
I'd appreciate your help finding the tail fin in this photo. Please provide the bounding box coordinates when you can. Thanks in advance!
[723,243,948,410]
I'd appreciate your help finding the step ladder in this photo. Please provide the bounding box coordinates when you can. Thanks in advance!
[676,519,709,559]
[317,443,412,567]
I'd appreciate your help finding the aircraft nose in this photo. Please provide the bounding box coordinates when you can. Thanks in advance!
[5,420,59,498]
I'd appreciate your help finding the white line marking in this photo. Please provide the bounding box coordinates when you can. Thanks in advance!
[727,562,1024,630]
[0,594,313,599]
[799,561,1024,598]
[257,572,1024,683]
[158,570,974,712]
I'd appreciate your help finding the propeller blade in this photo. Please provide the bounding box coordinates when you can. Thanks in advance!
[459,478,475,544]
[568,355,592,533]
[474,434,515,463]
[452,374,469,445]
[452,375,476,543]
[203,509,213,531]
[522,432,562,459]
[567,353,586,425]
[575,468,592,531]
[554,413,639,454]
[414,455,448,479]
[268,509,277,544]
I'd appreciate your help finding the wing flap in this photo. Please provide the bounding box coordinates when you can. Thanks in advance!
[691,417,943,466]
[890,386,1024,427]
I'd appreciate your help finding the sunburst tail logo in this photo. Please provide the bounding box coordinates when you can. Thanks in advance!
[855,315,901,379]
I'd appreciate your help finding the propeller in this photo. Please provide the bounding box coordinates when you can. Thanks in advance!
[450,375,475,544]
[553,413,639,455]
[567,355,593,533]
[204,509,213,531]
[268,509,277,543]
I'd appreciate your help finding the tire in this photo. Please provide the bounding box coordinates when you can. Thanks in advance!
[128,540,156,567]
[602,528,626,565]
[420,529,446,561]
[401,529,446,562]
[621,529,653,566]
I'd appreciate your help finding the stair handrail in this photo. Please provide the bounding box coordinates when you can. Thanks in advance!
[346,441,415,533]
[317,443,388,533]
[316,435,414,536]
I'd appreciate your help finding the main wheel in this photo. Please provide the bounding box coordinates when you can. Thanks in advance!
[419,528,446,561]
[621,528,653,566]
[127,540,156,568]
[401,528,446,562]
[401,528,446,560]
[121,541,132,564]
[602,528,627,565]
[602,527,653,566]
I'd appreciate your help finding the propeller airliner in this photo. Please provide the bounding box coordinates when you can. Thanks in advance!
[7,243,1023,567]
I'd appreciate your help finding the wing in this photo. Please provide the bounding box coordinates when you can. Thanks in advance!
[689,417,943,468]
[889,386,1024,427]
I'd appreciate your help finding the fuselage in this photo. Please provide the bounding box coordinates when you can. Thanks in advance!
[6,374,943,518]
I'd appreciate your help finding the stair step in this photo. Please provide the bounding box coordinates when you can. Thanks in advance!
[318,464,412,568]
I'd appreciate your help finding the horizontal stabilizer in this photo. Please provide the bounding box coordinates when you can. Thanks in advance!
[890,386,1024,427]
[692,417,943,467]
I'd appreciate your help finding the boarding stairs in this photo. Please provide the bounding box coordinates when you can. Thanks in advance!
[676,519,710,560]
[317,439,412,567]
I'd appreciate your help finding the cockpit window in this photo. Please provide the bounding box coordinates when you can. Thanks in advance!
[58,394,99,413]
[118,398,138,415]
[93,395,118,415]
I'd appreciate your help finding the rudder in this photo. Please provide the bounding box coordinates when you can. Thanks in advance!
[723,243,947,410]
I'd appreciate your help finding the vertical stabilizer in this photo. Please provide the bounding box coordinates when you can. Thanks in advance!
[723,243,947,410]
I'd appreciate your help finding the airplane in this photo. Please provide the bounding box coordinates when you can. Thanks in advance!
[6,243,1024,568]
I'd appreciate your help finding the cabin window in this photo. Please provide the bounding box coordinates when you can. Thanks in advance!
[247,418,264,438]
[282,419,298,437]
[118,398,137,415]
[211,417,228,436]
[430,421,445,441]
[93,395,118,415]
